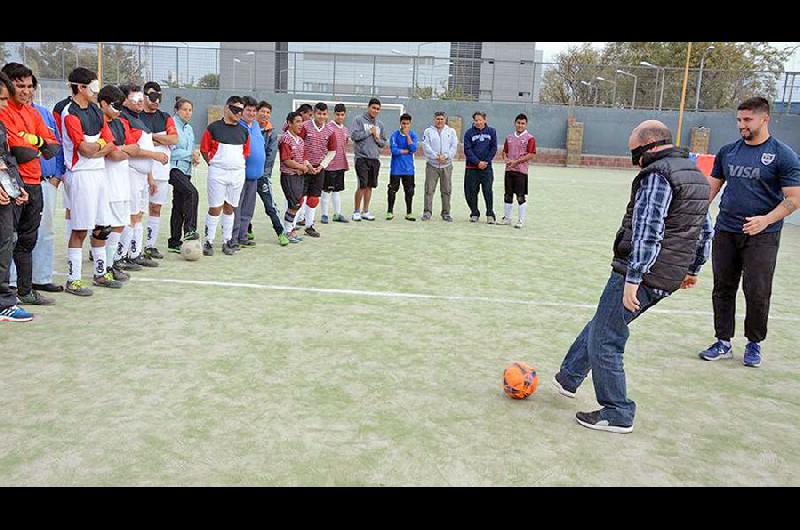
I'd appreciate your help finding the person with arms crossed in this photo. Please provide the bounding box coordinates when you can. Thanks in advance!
[387,113,418,221]
[463,111,498,224]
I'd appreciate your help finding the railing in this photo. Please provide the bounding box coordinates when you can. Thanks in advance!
[3,42,798,112]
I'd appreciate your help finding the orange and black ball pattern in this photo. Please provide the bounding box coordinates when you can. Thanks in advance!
[503,362,540,399]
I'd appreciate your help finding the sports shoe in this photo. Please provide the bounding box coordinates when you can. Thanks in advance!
[333,213,349,223]
[297,218,306,226]
[405,214,416,222]
[145,247,164,260]
[362,211,376,221]
[116,258,142,271]
[288,232,303,243]
[442,214,453,222]
[278,233,290,246]
[203,241,214,256]
[109,265,130,282]
[18,290,55,306]
[321,215,330,224]
[743,342,762,368]
[699,340,733,361]
[552,373,576,398]
[0,305,33,322]
[499,217,512,226]
[247,230,255,241]
[352,211,362,222]
[222,241,238,255]
[238,239,256,248]
[168,245,182,254]
[65,279,93,297]
[487,215,496,225]
[32,282,64,293]
[469,215,479,223]
[183,230,200,241]
[305,225,321,238]
[421,212,431,221]
[131,254,159,268]
[386,212,394,220]
[93,272,124,289]
[575,410,633,434]
[514,221,524,229]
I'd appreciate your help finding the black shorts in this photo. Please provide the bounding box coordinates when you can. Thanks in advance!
[323,169,346,192]
[280,173,305,210]
[504,170,528,198]
[305,170,325,197]
[355,158,380,189]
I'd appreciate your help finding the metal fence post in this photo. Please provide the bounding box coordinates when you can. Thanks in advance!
[372,55,376,96]
[332,54,337,97]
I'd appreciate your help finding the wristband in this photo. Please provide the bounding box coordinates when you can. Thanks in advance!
[97,138,107,148]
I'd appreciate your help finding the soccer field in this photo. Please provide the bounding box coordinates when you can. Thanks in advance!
[2,158,799,486]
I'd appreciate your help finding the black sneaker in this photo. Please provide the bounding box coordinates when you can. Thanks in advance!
[222,240,238,255]
[183,230,200,241]
[575,410,633,434]
[145,247,164,260]
[168,245,182,254]
[305,225,321,238]
[117,258,143,271]
[442,214,454,222]
[109,265,130,282]
[552,373,576,398]
[203,241,214,256]
[131,254,159,268]
[32,282,64,293]
[18,290,56,306]
[238,239,256,248]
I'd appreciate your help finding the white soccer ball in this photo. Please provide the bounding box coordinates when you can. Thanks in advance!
[181,239,203,261]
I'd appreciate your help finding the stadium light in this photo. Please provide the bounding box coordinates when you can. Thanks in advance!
[640,61,664,110]
[596,77,616,107]
[616,69,638,109]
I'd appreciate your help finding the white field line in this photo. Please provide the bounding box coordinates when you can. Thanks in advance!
[129,277,800,322]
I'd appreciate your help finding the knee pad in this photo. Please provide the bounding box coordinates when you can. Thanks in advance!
[92,225,113,240]
[518,195,527,205]
[504,194,514,204]
[306,196,320,208]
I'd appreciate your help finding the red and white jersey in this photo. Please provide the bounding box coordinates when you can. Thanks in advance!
[503,130,536,175]
[325,121,350,171]
[279,131,305,176]
[299,119,336,166]
[119,107,155,175]
[105,117,138,202]
[200,119,250,170]
[141,110,177,181]
[62,101,115,172]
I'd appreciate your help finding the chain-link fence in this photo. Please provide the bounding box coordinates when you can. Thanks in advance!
[2,42,798,112]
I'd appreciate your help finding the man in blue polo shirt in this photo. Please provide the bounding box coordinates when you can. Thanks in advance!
[699,97,800,368]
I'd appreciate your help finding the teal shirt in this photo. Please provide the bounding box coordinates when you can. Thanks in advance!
[171,115,195,175]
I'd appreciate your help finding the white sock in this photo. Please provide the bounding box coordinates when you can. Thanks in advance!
[519,203,527,224]
[284,219,294,234]
[106,231,121,268]
[332,192,342,215]
[146,216,160,248]
[720,339,732,347]
[117,226,132,262]
[504,202,513,220]
[67,247,82,282]
[205,213,220,244]
[305,203,316,227]
[321,192,330,217]
[92,245,106,277]
[221,212,234,243]
[131,222,144,258]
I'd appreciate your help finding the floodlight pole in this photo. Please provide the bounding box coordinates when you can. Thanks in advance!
[676,43,693,147]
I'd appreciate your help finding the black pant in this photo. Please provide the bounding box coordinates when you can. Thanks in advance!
[0,201,20,308]
[168,168,199,248]
[13,183,43,297]
[464,167,495,218]
[387,174,415,214]
[712,229,781,343]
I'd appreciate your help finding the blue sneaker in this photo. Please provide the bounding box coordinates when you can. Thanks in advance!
[743,342,762,368]
[321,215,329,224]
[0,305,33,322]
[699,340,733,361]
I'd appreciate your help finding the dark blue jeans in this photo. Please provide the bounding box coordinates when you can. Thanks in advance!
[464,167,495,218]
[256,175,285,236]
[558,271,667,426]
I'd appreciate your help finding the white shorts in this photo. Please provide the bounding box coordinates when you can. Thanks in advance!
[69,169,110,230]
[108,200,130,227]
[207,166,246,208]
[150,179,171,206]
[62,171,71,211]
[129,168,149,215]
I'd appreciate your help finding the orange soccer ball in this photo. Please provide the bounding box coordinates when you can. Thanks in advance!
[503,362,540,399]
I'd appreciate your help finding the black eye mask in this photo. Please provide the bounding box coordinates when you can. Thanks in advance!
[631,139,670,166]
[146,91,162,103]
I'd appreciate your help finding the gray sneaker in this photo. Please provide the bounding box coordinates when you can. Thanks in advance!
[222,241,238,255]
[203,241,214,256]
[109,265,130,282]
[18,290,55,306]
[116,258,143,271]
[131,254,159,268]
[421,212,431,221]
[93,272,124,289]
[487,215,496,225]
[442,214,454,222]
[469,215,479,223]
[65,279,93,297]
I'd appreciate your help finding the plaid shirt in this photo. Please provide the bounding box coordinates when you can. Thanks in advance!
[626,172,713,288]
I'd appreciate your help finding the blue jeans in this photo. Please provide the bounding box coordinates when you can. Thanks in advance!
[558,271,667,426]
[256,175,285,236]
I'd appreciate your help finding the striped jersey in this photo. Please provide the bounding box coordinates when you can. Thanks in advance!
[61,101,115,172]
[326,121,349,171]
[503,130,536,175]
[200,119,250,170]
[299,119,336,166]
[279,131,305,176]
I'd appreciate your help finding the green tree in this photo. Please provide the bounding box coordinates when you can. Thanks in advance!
[539,44,606,106]
[196,73,219,89]
[0,42,7,64]
[101,43,145,84]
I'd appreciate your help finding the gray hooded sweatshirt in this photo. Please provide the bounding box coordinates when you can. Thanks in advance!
[350,112,387,160]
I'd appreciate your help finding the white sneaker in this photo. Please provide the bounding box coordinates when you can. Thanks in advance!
[499,217,511,226]
[362,211,376,221]
[514,221,524,229]
[352,211,362,222]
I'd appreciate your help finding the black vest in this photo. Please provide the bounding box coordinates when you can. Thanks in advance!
[612,148,710,293]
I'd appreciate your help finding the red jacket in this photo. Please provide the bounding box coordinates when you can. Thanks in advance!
[0,100,59,184]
